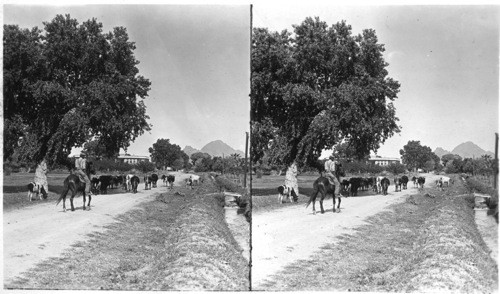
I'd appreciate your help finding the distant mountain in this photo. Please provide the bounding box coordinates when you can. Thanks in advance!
[451,141,494,159]
[183,145,200,157]
[201,140,245,157]
[183,140,244,158]
[434,147,451,158]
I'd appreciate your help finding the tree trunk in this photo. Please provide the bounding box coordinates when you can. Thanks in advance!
[33,159,49,194]
[284,162,299,199]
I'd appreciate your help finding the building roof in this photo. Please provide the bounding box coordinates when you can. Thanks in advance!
[368,157,401,161]
[117,154,150,159]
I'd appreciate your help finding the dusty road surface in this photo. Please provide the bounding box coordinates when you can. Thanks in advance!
[252,173,441,289]
[3,171,193,286]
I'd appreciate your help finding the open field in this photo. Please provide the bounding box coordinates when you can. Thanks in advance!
[4,172,249,290]
[252,173,498,291]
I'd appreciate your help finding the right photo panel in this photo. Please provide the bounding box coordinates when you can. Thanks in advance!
[250,5,499,292]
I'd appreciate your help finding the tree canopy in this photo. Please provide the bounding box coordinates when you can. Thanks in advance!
[3,15,151,167]
[148,138,187,170]
[400,140,440,171]
[251,17,401,169]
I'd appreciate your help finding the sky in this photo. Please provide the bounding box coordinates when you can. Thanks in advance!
[3,2,499,160]
[253,4,499,158]
[3,4,251,156]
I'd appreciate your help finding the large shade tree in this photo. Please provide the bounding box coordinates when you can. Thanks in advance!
[4,15,151,188]
[251,17,401,194]
[148,138,187,170]
[400,140,440,171]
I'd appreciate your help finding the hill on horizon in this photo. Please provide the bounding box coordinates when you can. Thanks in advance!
[183,140,245,158]
[434,141,494,159]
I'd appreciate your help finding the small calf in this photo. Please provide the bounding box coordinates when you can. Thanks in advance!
[27,182,48,201]
[278,184,296,204]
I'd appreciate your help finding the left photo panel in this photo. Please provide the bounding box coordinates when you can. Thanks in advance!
[3,4,251,291]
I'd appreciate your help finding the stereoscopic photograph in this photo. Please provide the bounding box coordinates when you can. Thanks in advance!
[2,2,499,293]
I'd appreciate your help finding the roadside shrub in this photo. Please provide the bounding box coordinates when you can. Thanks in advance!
[464,177,498,208]
[256,170,263,178]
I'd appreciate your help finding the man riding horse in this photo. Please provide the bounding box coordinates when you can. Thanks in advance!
[324,155,341,196]
[74,151,93,199]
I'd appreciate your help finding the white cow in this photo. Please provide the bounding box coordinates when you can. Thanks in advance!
[441,176,451,187]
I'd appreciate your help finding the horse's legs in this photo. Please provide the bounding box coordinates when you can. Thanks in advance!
[87,194,92,210]
[319,191,325,214]
[70,189,76,211]
[311,192,318,215]
[332,191,336,213]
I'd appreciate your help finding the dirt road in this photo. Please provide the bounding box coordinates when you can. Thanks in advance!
[251,174,441,289]
[3,172,193,286]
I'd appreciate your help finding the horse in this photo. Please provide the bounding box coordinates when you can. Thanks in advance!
[56,162,93,212]
[306,176,341,214]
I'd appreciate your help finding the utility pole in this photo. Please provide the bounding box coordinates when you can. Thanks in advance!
[495,133,498,189]
[243,132,249,189]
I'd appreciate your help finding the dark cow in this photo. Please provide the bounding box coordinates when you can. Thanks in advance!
[394,177,402,192]
[166,175,175,189]
[401,175,409,190]
[417,177,426,189]
[99,175,112,194]
[348,177,363,196]
[91,177,100,194]
[131,176,140,194]
[151,173,159,188]
[340,179,351,195]
[380,177,390,195]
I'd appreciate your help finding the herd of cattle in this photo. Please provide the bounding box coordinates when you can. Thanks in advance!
[90,173,176,194]
[338,174,453,197]
[278,174,455,203]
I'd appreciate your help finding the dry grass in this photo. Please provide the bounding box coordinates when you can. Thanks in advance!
[259,177,498,292]
[6,180,249,290]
